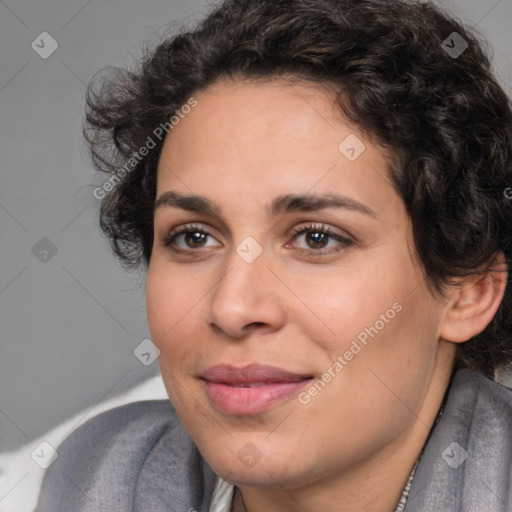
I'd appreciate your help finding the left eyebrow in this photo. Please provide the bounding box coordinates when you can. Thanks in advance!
[269,193,377,218]
[154,191,377,219]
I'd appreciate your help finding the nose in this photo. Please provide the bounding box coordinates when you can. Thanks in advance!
[206,247,286,339]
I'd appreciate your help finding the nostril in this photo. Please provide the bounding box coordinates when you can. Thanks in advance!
[246,322,266,330]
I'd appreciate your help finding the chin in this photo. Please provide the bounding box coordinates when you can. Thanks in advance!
[197,433,309,487]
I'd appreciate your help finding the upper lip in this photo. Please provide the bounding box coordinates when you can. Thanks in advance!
[201,364,313,384]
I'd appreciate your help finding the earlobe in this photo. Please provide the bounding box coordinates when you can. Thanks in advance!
[439,254,508,343]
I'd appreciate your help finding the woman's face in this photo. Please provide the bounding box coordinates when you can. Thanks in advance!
[146,79,455,491]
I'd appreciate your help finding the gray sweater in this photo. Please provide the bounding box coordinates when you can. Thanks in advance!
[35,369,512,511]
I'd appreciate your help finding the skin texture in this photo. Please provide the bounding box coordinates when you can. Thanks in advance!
[145,79,505,512]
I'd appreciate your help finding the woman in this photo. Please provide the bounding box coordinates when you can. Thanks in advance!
[36,0,512,510]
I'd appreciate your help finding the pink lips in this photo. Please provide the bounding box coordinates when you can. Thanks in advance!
[201,364,313,415]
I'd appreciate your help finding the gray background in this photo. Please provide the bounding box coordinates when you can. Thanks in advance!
[1,0,511,453]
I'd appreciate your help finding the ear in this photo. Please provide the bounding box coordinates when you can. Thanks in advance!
[439,252,508,343]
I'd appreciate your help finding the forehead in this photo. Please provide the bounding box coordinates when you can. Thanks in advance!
[155,78,401,220]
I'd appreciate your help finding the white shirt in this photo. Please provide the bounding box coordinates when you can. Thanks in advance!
[209,476,235,512]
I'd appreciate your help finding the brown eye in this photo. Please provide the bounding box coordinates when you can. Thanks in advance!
[289,223,354,255]
[162,223,221,252]
[183,231,208,248]
[304,231,330,249]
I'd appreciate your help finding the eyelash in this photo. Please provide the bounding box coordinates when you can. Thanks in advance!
[161,222,354,256]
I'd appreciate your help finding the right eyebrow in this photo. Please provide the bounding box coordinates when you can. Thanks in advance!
[154,191,222,217]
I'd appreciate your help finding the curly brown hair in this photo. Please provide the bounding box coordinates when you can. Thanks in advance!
[84,0,512,378]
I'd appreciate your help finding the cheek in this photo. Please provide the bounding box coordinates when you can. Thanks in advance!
[335,284,442,421]
[146,262,215,378]
[296,258,412,355]
[306,249,441,394]
[146,266,171,342]
[146,264,194,355]
[146,266,197,406]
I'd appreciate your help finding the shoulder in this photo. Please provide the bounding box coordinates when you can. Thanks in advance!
[450,368,512,424]
[49,399,181,467]
[406,369,512,511]
[35,400,209,511]
[60,398,180,444]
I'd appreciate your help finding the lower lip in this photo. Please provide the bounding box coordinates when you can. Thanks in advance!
[203,379,312,415]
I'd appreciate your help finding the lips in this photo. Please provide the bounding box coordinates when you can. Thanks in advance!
[201,364,313,414]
